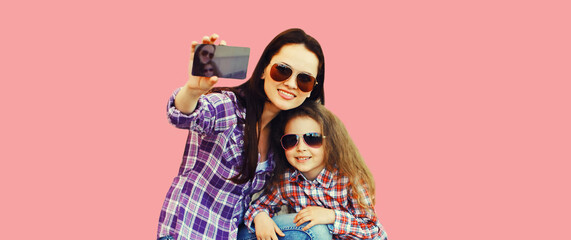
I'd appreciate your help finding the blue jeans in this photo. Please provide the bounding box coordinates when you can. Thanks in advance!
[237,213,332,240]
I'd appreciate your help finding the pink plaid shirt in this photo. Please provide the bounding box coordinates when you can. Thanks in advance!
[244,168,388,239]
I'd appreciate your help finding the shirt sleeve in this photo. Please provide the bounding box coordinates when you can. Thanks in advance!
[243,187,286,233]
[329,186,385,239]
[166,88,239,135]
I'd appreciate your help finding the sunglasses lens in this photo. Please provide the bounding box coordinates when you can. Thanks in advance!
[281,134,299,150]
[201,50,213,58]
[303,133,323,147]
[270,63,316,92]
[281,133,324,150]
[297,74,316,92]
[270,63,292,81]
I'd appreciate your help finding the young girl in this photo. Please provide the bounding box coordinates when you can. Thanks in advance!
[242,101,388,240]
[157,29,326,240]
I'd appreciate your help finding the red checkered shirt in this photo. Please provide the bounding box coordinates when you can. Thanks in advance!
[244,168,388,239]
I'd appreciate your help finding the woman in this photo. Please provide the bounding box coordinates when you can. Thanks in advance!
[157,28,326,240]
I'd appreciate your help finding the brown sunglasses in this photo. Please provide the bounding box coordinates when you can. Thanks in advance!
[270,63,317,92]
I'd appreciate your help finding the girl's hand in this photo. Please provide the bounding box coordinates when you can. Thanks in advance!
[294,206,335,231]
[253,212,285,240]
[186,33,227,95]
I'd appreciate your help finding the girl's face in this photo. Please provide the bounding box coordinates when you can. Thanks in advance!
[199,45,215,64]
[203,64,215,77]
[263,44,319,111]
[283,116,325,181]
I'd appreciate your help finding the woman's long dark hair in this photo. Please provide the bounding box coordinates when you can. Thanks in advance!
[213,28,326,184]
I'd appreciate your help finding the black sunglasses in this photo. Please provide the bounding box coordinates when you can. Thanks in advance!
[270,63,317,92]
[200,50,214,59]
[280,133,326,150]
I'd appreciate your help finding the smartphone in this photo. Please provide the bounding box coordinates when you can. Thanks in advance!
[191,44,250,79]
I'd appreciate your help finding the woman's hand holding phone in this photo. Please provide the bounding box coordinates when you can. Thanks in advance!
[187,34,227,95]
[175,34,226,114]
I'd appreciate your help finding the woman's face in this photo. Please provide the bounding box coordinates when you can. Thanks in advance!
[199,45,215,64]
[263,44,319,111]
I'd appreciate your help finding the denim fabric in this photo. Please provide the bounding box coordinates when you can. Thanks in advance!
[237,213,332,240]
[157,236,174,240]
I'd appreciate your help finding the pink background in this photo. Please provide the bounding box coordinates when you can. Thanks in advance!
[1,0,569,239]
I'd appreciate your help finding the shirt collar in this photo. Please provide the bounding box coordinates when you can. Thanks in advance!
[288,168,336,188]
